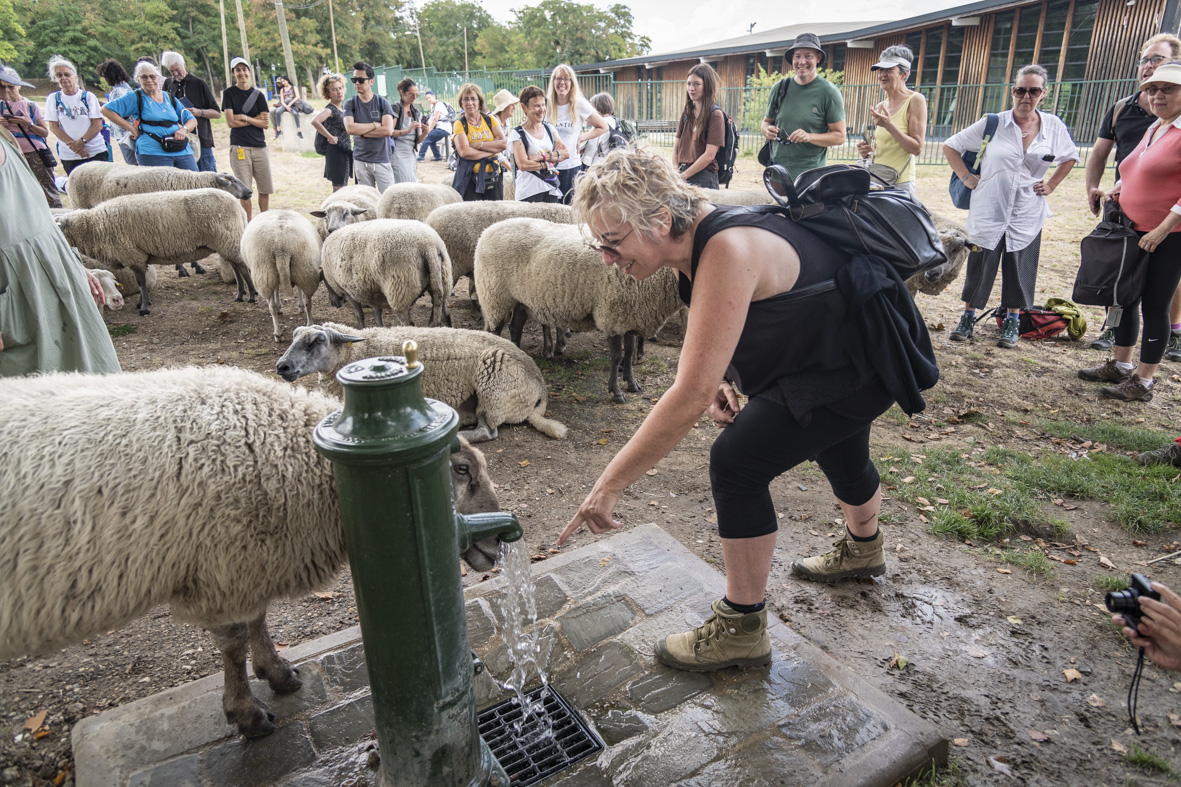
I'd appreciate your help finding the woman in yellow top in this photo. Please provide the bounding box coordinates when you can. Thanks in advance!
[856,45,927,203]
[452,83,506,201]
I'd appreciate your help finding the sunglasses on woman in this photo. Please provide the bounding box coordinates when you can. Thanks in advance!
[1011,87,1044,97]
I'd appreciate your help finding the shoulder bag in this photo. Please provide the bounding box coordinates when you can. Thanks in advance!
[948,113,999,209]
[1072,201,1149,329]
[757,79,790,167]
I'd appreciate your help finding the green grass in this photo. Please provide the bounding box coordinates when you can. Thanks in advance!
[903,760,966,787]
[986,547,1057,580]
[107,324,137,338]
[880,446,1181,540]
[1094,575,1130,592]
[1034,418,1169,454]
[1126,745,1173,774]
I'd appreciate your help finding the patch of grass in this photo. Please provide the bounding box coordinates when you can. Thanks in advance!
[1095,575,1130,592]
[1034,418,1167,454]
[107,324,137,338]
[1126,745,1173,774]
[903,759,966,787]
[301,151,322,158]
[881,405,909,426]
[880,446,1181,539]
[984,547,1057,580]
[537,351,615,400]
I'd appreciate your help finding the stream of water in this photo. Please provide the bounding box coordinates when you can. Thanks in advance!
[494,540,554,742]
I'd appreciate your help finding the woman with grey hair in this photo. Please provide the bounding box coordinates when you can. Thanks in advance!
[44,55,109,173]
[943,64,1079,349]
[101,61,198,170]
[856,45,926,201]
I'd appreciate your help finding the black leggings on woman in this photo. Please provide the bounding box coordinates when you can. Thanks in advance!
[709,383,893,539]
[1112,231,1181,365]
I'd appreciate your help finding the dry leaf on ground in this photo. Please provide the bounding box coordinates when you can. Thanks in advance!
[1064,668,1083,682]
[1112,739,1127,754]
[22,710,46,732]
[987,755,1013,777]
[1088,694,1106,708]
[1027,729,1050,742]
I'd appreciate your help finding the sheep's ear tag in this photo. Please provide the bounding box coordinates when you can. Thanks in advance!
[403,340,419,369]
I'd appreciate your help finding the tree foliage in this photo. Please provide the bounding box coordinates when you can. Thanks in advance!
[473,0,649,71]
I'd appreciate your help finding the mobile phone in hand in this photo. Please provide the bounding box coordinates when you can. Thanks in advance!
[862,127,874,145]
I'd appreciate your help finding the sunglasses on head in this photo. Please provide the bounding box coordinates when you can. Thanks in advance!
[351,76,369,83]
[1012,87,1044,97]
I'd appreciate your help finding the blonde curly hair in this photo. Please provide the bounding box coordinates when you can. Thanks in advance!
[318,72,345,100]
[572,147,707,242]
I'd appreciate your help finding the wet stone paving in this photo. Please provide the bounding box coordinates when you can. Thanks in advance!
[72,524,945,786]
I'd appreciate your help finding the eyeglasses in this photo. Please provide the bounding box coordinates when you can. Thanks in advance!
[1139,55,1167,66]
[587,226,635,257]
[140,75,159,81]
[351,76,369,83]
[1145,84,1180,95]
[553,78,571,84]
[1012,87,1044,97]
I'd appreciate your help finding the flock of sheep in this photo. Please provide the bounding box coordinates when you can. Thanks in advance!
[2,160,972,742]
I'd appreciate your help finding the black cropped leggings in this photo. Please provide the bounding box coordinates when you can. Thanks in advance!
[1112,230,1181,365]
[709,389,891,539]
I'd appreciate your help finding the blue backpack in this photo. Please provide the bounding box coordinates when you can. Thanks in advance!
[948,113,999,209]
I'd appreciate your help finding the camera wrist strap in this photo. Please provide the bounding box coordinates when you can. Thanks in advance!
[1129,647,1145,734]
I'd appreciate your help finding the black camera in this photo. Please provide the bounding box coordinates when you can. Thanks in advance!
[1106,573,1161,635]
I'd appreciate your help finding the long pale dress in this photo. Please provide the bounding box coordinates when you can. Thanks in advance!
[0,135,120,376]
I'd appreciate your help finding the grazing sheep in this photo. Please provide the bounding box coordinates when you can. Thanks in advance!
[239,210,323,342]
[321,219,452,329]
[377,182,461,221]
[0,366,504,739]
[475,218,682,403]
[310,184,381,240]
[85,268,124,311]
[55,189,256,316]
[425,201,574,299]
[907,213,970,299]
[277,322,567,443]
[696,187,775,206]
[66,161,254,209]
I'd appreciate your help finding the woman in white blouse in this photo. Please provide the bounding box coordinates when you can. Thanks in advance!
[545,64,607,203]
[943,64,1078,349]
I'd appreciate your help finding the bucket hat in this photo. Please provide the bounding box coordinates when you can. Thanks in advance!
[491,88,518,116]
[1142,61,1181,89]
[785,33,826,65]
[0,63,34,89]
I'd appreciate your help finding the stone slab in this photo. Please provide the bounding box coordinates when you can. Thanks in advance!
[73,524,945,787]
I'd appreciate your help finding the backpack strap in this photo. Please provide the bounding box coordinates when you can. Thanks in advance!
[1110,93,1138,138]
[768,78,791,121]
[970,113,1000,175]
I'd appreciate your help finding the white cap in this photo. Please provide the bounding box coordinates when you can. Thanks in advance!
[229,57,250,71]
[870,54,911,71]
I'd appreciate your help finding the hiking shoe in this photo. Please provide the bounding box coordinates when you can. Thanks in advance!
[1166,330,1181,362]
[949,312,975,342]
[1137,441,1181,467]
[1091,327,1116,351]
[1078,358,1133,383]
[654,599,771,672]
[1102,378,1154,402]
[791,529,885,583]
[997,316,1020,348]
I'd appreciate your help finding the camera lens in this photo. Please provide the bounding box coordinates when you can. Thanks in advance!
[1106,588,1140,613]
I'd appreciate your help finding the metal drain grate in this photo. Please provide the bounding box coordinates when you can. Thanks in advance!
[478,686,603,785]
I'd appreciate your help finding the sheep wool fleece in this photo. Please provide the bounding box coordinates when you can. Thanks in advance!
[0,136,120,376]
[0,366,345,657]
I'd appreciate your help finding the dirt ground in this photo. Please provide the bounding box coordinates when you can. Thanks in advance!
[3,129,1181,787]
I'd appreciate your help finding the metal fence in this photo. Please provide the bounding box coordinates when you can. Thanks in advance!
[359,67,1135,166]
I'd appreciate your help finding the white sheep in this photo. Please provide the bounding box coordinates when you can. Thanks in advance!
[239,209,323,342]
[310,184,381,240]
[696,187,775,206]
[425,201,573,300]
[377,182,461,221]
[55,189,256,315]
[475,218,682,403]
[84,254,156,298]
[320,219,452,329]
[908,213,970,299]
[0,366,504,739]
[85,268,124,311]
[277,322,567,442]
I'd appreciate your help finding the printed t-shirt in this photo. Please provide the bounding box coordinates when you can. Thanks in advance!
[553,96,595,171]
[44,90,106,160]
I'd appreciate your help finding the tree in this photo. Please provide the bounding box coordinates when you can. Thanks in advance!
[416,0,493,72]
[474,0,648,70]
[0,0,29,63]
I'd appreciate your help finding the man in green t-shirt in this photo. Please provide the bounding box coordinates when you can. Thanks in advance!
[762,32,847,177]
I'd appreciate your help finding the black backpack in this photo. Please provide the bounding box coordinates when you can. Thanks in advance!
[617,118,638,145]
[438,101,457,124]
[711,105,739,188]
[604,117,630,151]
[1072,202,1149,327]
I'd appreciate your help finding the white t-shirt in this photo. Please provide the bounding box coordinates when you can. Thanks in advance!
[45,90,106,161]
[508,124,562,201]
[553,96,595,171]
[429,101,453,134]
[581,115,617,167]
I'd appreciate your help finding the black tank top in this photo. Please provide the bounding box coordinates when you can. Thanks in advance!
[680,205,861,399]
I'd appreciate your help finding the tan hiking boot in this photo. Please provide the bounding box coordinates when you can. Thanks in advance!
[654,599,771,672]
[792,529,886,583]
[1078,358,1133,383]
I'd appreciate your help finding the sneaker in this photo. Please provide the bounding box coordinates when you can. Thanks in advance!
[1078,358,1133,383]
[791,529,885,583]
[1166,330,1181,362]
[1137,441,1181,467]
[949,311,975,342]
[997,316,1020,349]
[1101,378,1154,402]
[654,599,771,672]
[1091,327,1115,351]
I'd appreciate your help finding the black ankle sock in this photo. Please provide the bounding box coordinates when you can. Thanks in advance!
[850,528,880,542]
[723,597,764,614]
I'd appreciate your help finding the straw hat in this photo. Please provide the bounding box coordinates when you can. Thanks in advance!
[491,89,518,116]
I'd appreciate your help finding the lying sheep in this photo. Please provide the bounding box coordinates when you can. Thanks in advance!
[277,322,568,443]
[0,366,504,739]
[377,182,461,221]
[696,187,775,206]
[240,209,322,342]
[66,161,254,209]
[425,201,573,299]
[310,184,381,240]
[56,189,256,315]
[321,219,452,329]
[85,268,124,311]
[475,218,682,403]
[84,254,156,298]
[907,213,970,298]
